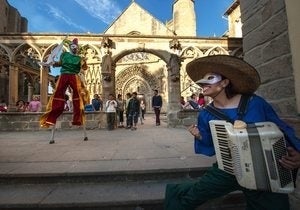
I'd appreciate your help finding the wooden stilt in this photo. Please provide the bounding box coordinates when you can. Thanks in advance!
[49,125,56,144]
[83,124,88,141]
[48,123,88,144]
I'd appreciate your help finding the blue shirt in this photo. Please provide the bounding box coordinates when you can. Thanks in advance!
[195,94,300,156]
[92,98,102,111]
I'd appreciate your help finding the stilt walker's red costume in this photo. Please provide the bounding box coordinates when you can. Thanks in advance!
[40,38,89,128]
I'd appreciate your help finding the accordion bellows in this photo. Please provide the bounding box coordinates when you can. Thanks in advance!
[209,120,294,194]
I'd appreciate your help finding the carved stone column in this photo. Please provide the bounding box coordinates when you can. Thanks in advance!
[0,65,9,103]
[167,62,181,127]
[40,66,49,111]
[27,83,33,102]
[8,64,18,111]
[167,39,182,127]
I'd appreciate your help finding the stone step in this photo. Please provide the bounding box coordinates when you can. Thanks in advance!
[0,167,207,184]
[0,178,245,210]
[0,167,245,209]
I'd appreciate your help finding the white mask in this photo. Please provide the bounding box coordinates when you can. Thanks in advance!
[195,73,222,85]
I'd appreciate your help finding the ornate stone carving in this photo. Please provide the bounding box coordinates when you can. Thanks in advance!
[181,46,203,59]
[116,65,158,95]
[120,52,149,63]
[205,46,228,56]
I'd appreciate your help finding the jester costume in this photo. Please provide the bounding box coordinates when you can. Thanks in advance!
[40,39,89,128]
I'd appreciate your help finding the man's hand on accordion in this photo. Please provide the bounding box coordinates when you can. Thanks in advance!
[188,124,202,140]
[279,147,300,169]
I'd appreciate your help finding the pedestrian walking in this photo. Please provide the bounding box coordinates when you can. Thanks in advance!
[151,89,162,126]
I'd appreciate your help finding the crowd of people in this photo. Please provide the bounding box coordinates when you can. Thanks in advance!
[56,89,162,131]
[88,89,163,131]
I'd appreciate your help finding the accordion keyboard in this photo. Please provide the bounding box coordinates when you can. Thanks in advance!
[214,124,234,174]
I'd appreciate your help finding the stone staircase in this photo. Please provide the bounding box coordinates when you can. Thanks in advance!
[0,167,246,210]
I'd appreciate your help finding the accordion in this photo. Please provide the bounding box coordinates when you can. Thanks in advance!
[209,120,294,193]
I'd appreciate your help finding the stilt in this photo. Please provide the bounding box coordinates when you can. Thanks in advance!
[48,123,88,144]
[83,124,88,141]
[49,125,56,144]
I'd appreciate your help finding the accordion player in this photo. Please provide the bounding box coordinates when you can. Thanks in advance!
[209,120,294,194]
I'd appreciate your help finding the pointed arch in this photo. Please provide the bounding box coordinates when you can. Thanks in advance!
[181,46,203,59]
[205,46,229,56]
[12,43,42,62]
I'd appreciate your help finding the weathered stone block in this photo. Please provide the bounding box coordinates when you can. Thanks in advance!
[257,55,293,84]
[258,78,295,100]
[270,98,298,116]
[182,118,196,127]
[262,32,290,62]
[28,121,41,130]
[243,46,263,67]
[243,10,287,52]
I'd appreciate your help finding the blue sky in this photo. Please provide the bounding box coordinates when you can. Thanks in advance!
[7,0,234,37]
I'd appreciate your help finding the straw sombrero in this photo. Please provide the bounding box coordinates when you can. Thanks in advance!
[186,55,261,94]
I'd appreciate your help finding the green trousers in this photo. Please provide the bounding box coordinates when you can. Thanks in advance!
[164,163,289,210]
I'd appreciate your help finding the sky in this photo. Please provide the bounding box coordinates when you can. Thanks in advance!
[7,0,235,37]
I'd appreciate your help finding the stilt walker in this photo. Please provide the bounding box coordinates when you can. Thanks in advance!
[40,38,90,144]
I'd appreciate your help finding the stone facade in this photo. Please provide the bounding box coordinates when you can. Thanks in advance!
[104,2,170,36]
[0,34,242,114]
[240,0,299,117]
[240,0,300,209]
[224,1,242,37]
[1,0,299,125]
[0,0,27,33]
[0,0,242,121]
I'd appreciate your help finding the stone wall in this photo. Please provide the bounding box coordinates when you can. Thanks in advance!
[240,0,297,116]
[0,110,197,131]
[168,109,199,128]
[0,112,107,131]
[240,1,300,209]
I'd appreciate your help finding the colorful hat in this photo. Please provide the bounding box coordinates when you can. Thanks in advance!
[186,55,261,94]
[71,38,78,46]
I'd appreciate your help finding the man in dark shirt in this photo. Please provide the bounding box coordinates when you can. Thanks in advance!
[127,92,140,130]
[151,89,162,126]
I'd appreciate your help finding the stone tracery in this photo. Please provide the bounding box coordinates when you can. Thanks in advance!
[0,35,242,112]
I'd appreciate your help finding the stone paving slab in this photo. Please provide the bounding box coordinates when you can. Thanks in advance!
[0,114,216,177]
[0,115,219,209]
